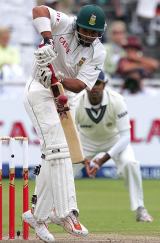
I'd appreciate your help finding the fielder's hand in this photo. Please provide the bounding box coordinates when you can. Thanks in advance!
[85,153,111,178]
[85,159,100,178]
[35,38,58,67]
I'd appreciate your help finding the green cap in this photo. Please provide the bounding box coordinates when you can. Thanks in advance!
[76,4,106,32]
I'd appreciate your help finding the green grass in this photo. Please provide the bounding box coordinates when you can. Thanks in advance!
[1,179,160,236]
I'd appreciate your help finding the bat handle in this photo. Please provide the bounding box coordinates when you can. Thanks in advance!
[48,64,58,85]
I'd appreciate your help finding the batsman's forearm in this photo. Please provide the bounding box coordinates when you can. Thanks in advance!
[62,78,86,93]
[33,6,52,39]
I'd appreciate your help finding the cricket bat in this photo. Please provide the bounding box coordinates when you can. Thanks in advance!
[48,64,84,164]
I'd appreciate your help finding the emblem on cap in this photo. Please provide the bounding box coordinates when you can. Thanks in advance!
[88,14,96,26]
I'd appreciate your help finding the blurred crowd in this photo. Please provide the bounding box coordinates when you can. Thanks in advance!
[0,0,160,95]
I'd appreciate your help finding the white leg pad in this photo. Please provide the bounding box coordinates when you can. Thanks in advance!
[34,160,54,222]
[45,144,70,160]
[50,158,78,218]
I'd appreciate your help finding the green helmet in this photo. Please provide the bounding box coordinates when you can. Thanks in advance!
[76,4,106,32]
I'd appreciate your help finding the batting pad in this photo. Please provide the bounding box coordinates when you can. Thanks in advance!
[45,144,70,160]
[51,158,78,218]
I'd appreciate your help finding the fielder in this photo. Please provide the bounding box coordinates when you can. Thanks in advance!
[75,71,153,222]
[22,4,106,243]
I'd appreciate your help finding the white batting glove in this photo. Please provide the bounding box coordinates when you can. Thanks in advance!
[37,65,65,88]
[38,66,52,88]
[35,39,58,67]
[56,71,65,81]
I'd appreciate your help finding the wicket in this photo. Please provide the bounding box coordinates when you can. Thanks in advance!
[0,136,29,240]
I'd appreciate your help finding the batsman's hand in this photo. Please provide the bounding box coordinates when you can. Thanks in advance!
[35,39,58,67]
[38,66,52,88]
[85,159,100,178]
[38,65,65,88]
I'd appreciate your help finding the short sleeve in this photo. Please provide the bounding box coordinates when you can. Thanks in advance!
[76,45,106,90]
[47,7,71,31]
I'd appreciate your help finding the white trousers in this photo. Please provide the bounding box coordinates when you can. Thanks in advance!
[24,79,78,220]
[78,144,144,211]
[113,144,144,211]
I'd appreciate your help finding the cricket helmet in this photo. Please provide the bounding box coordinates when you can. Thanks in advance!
[76,5,106,32]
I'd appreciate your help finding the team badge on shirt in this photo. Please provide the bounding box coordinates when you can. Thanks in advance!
[77,57,86,67]
[88,14,96,26]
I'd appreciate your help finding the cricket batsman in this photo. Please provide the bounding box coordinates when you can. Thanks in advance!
[22,4,106,243]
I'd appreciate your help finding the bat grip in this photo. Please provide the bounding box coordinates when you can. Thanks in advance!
[48,64,58,85]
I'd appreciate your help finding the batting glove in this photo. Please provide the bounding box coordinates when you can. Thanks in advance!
[56,71,65,81]
[38,64,65,88]
[35,38,58,67]
[38,66,52,88]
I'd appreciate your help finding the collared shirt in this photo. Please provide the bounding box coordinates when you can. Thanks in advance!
[75,88,130,152]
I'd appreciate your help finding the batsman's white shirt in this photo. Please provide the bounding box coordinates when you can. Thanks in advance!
[32,7,106,105]
[75,88,130,154]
